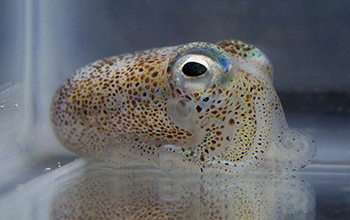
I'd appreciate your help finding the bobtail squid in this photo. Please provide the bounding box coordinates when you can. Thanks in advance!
[51,39,316,173]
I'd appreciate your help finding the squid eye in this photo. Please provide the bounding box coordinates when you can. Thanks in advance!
[182,62,207,77]
[169,54,219,92]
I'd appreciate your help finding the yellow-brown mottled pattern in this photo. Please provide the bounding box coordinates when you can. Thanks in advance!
[217,40,274,82]
[51,39,316,173]
[166,69,273,172]
[52,47,194,161]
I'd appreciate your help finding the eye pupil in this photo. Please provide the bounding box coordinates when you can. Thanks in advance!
[182,62,207,77]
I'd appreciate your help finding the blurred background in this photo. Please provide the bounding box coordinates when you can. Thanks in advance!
[2,1,350,91]
[0,1,349,219]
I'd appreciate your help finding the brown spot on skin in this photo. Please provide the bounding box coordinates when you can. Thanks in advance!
[151,71,158,78]
[196,105,203,113]
[228,118,235,125]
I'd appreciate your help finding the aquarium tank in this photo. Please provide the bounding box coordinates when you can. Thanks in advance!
[0,0,349,219]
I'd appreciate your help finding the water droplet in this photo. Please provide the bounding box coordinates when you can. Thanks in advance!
[44,167,52,172]
[0,105,4,109]
[57,161,62,168]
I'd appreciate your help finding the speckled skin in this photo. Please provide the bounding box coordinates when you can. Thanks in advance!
[51,39,316,173]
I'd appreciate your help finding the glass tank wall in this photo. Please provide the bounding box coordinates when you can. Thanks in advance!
[0,0,349,219]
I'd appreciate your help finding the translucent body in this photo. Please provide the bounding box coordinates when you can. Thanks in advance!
[51,39,316,173]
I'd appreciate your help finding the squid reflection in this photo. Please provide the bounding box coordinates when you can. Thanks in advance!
[51,165,315,220]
